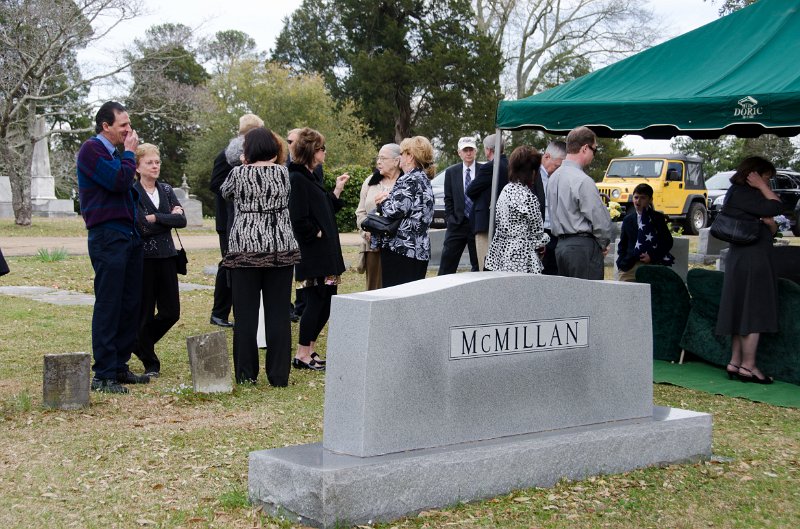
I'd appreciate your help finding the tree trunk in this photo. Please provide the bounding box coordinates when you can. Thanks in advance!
[394,96,413,144]
[1,140,33,226]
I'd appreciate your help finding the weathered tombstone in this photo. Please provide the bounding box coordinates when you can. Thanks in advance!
[0,176,12,218]
[42,352,90,409]
[186,331,232,393]
[249,273,712,527]
[698,227,729,256]
[671,236,690,281]
[172,175,204,227]
[428,228,472,270]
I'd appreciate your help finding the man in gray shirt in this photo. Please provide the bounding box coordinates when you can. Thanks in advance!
[546,127,611,280]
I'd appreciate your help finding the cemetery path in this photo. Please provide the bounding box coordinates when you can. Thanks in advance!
[1,232,362,256]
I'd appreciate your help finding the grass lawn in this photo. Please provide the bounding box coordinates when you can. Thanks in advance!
[1,245,798,529]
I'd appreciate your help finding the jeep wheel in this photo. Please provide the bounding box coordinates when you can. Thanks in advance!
[684,202,707,235]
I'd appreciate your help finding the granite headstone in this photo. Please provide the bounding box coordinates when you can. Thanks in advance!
[249,273,712,527]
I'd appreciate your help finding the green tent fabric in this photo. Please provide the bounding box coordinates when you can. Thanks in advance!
[634,265,690,362]
[496,0,800,139]
[679,268,800,385]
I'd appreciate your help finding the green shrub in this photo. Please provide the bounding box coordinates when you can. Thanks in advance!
[35,247,68,262]
[325,165,374,233]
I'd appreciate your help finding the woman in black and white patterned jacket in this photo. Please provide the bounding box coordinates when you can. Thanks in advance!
[221,127,300,386]
[374,136,435,287]
[485,146,550,274]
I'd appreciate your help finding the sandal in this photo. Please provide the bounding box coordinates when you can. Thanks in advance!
[737,366,773,385]
[292,357,326,371]
[725,363,740,380]
[310,352,326,365]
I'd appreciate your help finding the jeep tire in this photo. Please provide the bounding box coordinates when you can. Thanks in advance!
[685,202,707,235]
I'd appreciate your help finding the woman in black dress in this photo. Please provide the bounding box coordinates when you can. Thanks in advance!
[715,156,783,384]
[288,127,350,370]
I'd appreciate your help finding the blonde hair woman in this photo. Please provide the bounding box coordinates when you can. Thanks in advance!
[355,143,402,290]
[132,143,186,377]
[373,136,435,287]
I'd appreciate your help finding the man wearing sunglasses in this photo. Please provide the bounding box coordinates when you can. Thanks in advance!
[546,126,611,280]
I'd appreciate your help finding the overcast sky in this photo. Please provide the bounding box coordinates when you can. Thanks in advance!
[82,0,724,154]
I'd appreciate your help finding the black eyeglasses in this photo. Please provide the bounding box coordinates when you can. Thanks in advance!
[586,144,598,154]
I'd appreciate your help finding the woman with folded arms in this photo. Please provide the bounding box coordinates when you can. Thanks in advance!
[133,143,186,378]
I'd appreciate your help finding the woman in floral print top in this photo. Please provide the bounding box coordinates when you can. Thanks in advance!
[374,136,435,287]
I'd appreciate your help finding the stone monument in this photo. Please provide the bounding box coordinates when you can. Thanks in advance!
[30,116,76,218]
[1,116,76,219]
[42,352,91,410]
[186,331,233,393]
[249,273,712,527]
[172,174,204,227]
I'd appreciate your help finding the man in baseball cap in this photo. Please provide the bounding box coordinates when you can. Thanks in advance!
[438,136,480,274]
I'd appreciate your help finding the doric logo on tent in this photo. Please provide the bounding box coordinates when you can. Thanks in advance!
[734,96,763,119]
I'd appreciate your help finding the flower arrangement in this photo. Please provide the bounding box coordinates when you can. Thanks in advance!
[773,215,790,241]
[607,201,623,221]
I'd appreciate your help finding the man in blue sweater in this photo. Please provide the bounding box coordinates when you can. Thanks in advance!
[77,101,149,393]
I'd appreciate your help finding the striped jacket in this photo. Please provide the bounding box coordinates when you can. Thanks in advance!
[77,136,138,232]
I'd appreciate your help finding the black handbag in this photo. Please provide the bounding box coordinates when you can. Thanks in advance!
[709,212,760,245]
[0,247,9,277]
[173,229,188,275]
[361,211,401,236]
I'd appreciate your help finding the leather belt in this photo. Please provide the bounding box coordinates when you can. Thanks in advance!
[558,232,594,240]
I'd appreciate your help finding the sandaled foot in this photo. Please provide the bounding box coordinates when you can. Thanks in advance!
[737,366,773,385]
[725,363,740,380]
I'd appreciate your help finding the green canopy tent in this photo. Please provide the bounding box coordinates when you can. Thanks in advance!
[496,0,800,139]
[485,0,800,238]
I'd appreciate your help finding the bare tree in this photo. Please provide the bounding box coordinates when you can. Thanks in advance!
[473,0,653,98]
[0,0,142,226]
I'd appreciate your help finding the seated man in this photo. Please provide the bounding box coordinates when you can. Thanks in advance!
[616,183,675,282]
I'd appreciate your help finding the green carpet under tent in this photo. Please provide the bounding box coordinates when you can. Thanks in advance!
[653,360,800,408]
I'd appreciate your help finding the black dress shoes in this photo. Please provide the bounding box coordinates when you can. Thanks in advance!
[117,370,150,384]
[210,316,234,327]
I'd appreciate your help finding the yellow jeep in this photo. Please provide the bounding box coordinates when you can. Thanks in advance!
[596,154,708,235]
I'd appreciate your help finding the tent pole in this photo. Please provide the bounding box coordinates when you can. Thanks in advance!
[488,128,502,242]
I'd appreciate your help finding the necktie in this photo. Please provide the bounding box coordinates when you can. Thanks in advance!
[464,167,473,219]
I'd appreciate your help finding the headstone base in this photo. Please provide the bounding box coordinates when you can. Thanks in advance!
[249,406,711,528]
[31,198,76,217]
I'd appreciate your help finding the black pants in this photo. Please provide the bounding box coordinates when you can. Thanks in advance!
[437,221,478,275]
[298,284,337,346]
[381,247,428,287]
[134,257,180,373]
[88,228,142,380]
[230,266,293,386]
[211,230,232,321]
[541,229,559,276]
